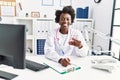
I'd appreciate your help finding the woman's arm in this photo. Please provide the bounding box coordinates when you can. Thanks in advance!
[69,29,89,57]
[44,32,61,62]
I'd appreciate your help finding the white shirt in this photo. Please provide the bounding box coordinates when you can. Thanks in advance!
[44,27,89,62]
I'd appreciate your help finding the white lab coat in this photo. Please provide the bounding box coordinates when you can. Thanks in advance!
[44,27,89,62]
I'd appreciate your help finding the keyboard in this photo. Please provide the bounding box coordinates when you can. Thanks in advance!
[26,59,49,72]
[0,70,18,80]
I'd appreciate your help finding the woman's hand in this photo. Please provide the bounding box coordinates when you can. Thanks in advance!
[69,38,83,49]
[58,58,70,67]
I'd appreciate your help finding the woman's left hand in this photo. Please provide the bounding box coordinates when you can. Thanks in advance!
[69,38,83,49]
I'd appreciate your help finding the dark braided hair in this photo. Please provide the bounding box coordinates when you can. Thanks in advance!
[55,6,75,24]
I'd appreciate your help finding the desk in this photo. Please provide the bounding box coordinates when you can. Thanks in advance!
[0,55,120,80]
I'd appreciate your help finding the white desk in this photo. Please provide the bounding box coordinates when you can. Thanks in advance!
[0,55,120,80]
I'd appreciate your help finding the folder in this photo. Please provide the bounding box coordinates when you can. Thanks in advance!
[83,7,89,18]
[36,39,46,55]
[76,8,83,18]
[44,60,81,74]
[76,6,89,18]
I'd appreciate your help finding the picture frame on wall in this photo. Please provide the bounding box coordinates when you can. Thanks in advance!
[42,0,54,6]
[31,12,40,18]
[60,0,72,7]
[0,0,16,16]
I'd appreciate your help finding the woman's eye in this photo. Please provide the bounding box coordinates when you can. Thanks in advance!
[67,19,70,21]
[61,18,65,21]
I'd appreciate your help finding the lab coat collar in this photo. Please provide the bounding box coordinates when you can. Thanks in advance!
[56,27,71,46]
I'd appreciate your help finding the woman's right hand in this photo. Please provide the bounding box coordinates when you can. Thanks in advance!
[69,38,83,49]
[58,58,70,67]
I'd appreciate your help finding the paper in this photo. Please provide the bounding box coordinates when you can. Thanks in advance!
[42,0,53,6]
[44,59,80,74]
[1,6,15,16]
[60,0,72,6]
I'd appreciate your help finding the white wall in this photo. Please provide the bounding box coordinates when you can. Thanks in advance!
[15,0,94,18]
[0,0,114,51]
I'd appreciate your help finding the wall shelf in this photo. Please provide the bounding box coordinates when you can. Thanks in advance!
[14,17,53,55]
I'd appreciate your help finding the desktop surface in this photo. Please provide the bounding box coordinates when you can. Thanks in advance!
[0,55,120,80]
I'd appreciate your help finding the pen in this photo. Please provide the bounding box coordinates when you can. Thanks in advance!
[61,50,64,55]
[61,50,78,66]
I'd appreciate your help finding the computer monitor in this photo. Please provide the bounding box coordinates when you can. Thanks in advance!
[0,23,26,69]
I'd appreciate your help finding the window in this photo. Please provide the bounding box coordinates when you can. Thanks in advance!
[110,0,120,60]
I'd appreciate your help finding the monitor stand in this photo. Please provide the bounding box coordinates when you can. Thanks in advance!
[0,70,18,80]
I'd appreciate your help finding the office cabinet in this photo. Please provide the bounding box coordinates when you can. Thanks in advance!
[34,19,53,38]
[33,19,53,55]
[14,17,34,55]
[14,17,53,55]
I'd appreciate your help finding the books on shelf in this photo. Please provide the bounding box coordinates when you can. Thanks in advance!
[37,39,46,55]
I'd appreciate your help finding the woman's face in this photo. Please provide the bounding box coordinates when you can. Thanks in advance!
[59,13,71,28]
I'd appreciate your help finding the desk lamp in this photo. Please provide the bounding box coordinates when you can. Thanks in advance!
[84,25,120,60]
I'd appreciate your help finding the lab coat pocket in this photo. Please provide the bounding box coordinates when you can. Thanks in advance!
[63,46,74,56]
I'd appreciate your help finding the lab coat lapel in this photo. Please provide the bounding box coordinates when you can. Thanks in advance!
[64,28,71,46]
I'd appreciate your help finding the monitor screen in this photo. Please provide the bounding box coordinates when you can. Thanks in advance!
[0,23,26,69]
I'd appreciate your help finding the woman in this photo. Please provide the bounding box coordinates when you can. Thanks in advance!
[44,6,89,67]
